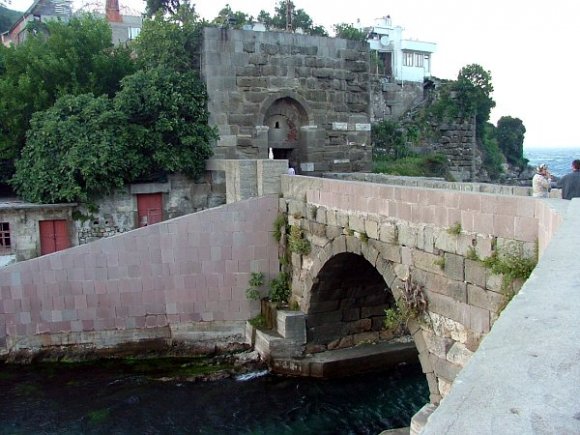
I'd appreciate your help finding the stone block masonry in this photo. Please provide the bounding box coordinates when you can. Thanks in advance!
[0,196,280,359]
[202,28,372,174]
[280,174,565,406]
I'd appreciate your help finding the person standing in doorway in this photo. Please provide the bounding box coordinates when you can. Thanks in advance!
[557,159,580,200]
[532,164,552,198]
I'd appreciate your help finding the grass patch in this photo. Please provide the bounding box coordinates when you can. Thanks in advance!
[373,153,449,178]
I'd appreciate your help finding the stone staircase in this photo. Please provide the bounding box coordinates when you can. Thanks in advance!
[247,308,418,378]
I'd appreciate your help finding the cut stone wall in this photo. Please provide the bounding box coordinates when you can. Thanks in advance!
[0,196,279,359]
[280,175,564,404]
[73,173,227,246]
[202,28,372,175]
[0,203,76,261]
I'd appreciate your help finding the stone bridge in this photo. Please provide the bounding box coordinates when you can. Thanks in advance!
[0,170,577,433]
[270,176,562,402]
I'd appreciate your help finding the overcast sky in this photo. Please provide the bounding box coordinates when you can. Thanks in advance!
[8,0,580,149]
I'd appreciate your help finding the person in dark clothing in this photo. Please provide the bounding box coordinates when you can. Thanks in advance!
[557,159,580,200]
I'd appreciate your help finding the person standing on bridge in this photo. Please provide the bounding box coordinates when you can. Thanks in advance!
[557,159,580,200]
[532,164,552,198]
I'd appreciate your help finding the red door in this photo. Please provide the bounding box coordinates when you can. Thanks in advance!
[39,220,70,255]
[137,193,163,227]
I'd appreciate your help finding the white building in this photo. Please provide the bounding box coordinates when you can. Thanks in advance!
[365,15,436,84]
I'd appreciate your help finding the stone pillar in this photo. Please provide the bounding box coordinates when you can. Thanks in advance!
[257,159,287,196]
[255,126,269,159]
[225,160,258,203]
[299,125,321,173]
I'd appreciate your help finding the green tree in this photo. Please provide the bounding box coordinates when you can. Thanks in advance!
[496,116,527,168]
[481,122,504,179]
[0,14,135,181]
[211,4,252,29]
[115,66,217,178]
[144,0,181,17]
[258,1,327,36]
[333,23,367,41]
[133,2,202,72]
[11,94,142,203]
[453,64,495,136]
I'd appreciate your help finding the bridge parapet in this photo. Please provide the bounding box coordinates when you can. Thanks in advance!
[280,175,567,405]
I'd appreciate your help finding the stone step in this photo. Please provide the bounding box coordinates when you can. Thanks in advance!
[271,341,418,378]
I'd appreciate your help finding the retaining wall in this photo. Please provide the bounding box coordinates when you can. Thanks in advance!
[0,196,279,359]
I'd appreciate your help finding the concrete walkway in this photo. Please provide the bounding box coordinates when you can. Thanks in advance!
[421,199,580,434]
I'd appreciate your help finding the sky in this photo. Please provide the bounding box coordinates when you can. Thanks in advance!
[7,0,580,149]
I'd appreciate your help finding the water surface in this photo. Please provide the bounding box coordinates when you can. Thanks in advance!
[0,359,428,434]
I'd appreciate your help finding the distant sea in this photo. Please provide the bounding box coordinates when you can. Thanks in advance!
[524,147,580,178]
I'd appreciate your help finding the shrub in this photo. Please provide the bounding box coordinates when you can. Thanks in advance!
[269,272,291,304]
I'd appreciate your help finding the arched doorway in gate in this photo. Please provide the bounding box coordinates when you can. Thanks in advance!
[263,97,308,170]
[306,252,397,352]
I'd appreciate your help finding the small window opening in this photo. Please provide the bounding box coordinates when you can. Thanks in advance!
[0,222,11,253]
[275,121,280,128]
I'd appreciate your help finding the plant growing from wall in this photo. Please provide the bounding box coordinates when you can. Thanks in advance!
[447,222,462,235]
[466,246,479,261]
[481,246,537,296]
[288,225,311,255]
[245,272,265,301]
[248,314,267,328]
[269,272,291,305]
[384,274,428,333]
[273,213,288,242]
[433,256,445,270]
[359,232,369,243]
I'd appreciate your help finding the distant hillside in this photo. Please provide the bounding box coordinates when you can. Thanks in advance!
[0,6,22,33]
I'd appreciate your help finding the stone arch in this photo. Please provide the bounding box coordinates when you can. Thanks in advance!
[306,252,395,349]
[258,93,312,168]
[294,234,436,395]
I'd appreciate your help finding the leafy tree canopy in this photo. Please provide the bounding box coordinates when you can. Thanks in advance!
[333,23,367,42]
[453,64,495,134]
[258,1,328,36]
[11,94,141,203]
[144,0,181,17]
[0,14,135,180]
[211,4,252,29]
[11,6,217,203]
[496,116,527,168]
[115,66,217,178]
[134,1,202,72]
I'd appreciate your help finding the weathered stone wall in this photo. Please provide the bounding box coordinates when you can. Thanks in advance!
[202,28,372,174]
[420,199,580,434]
[370,78,424,121]
[0,203,75,262]
[369,76,479,181]
[0,196,279,360]
[323,172,532,196]
[73,173,226,245]
[280,175,564,404]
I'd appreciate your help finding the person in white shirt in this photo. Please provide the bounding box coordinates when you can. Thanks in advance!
[532,164,551,198]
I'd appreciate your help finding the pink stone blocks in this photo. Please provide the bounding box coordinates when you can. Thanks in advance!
[0,196,280,342]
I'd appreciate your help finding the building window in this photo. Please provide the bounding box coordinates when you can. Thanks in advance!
[128,27,141,40]
[403,52,414,66]
[415,53,424,67]
[0,222,11,253]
